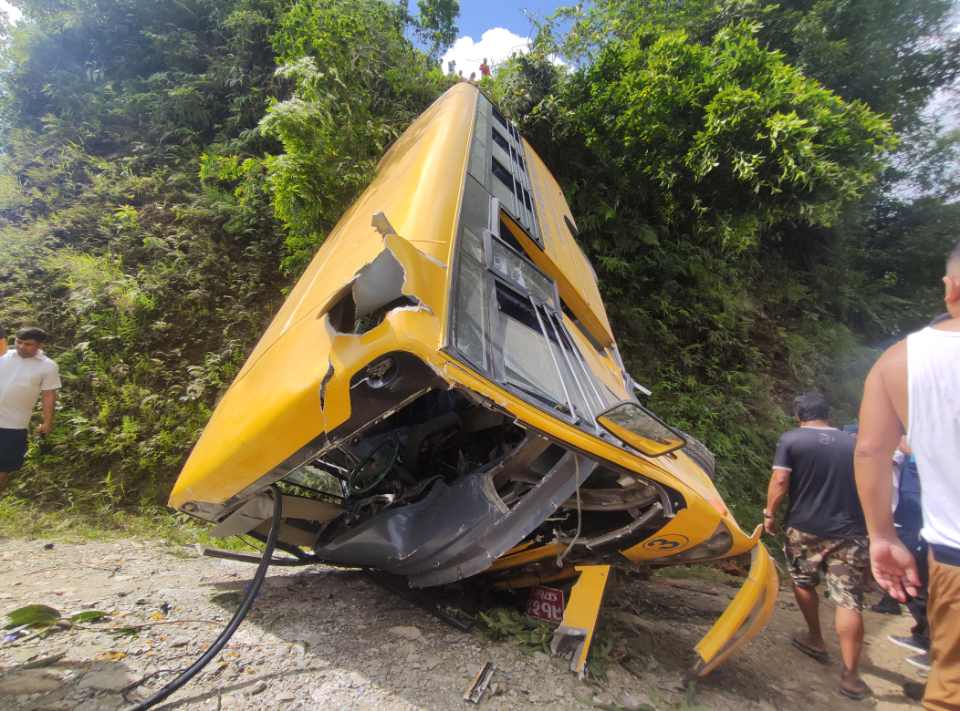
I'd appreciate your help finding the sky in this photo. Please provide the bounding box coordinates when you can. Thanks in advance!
[439,1,568,78]
[0,1,20,23]
[0,1,560,79]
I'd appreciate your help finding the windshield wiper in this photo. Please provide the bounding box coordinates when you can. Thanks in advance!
[506,379,573,415]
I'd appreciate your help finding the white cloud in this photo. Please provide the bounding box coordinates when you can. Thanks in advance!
[440,27,531,79]
[0,1,21,24]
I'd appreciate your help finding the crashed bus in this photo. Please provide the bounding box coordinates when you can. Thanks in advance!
[169,82,778,677]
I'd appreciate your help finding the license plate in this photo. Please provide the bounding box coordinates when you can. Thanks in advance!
[527,585,565,624]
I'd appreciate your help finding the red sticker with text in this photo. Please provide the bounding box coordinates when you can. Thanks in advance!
[527,585,565,624]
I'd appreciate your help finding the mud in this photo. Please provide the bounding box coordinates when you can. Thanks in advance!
[0,539,927,710]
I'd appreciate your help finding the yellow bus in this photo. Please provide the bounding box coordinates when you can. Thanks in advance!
[169,82,777,677]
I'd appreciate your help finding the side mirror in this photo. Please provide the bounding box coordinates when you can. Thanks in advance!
[597,401,686,457]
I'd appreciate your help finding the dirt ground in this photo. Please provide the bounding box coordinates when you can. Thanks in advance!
[0,537,929,710]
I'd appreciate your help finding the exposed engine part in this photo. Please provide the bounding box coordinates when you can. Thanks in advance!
[559,486,659,512]
[344,435,401,495]
[210,493,342,538]
[556,502,664,552]
[267,387,674,586]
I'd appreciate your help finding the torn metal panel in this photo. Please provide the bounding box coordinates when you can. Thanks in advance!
[309,435,598,588]
[352,249,407,320]
[318,359,334,410]
[371,211,398,237]
[319,235,443,339]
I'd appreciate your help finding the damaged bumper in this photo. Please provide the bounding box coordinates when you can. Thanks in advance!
[693,540,779,676]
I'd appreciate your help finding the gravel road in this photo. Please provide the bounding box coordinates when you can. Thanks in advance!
[0,538,928,710]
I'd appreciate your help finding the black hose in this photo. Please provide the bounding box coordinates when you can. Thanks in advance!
[202,548,315,567]
[129,487,283,710]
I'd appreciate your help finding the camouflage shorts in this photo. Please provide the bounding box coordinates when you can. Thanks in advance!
[784,527,870,610]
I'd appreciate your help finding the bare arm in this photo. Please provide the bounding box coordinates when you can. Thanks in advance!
[854,358,901,540]
[854,342,919,600]
[38,389,56,434]
[764,469,790,535]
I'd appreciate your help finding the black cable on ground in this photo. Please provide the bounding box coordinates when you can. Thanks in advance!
[129,486,283,710]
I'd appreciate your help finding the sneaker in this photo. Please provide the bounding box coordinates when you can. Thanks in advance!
[889,634,928,655]
[906,652,931,673]
[871,597,902,614]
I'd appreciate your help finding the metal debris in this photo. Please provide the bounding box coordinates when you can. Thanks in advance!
[463,661,495,704]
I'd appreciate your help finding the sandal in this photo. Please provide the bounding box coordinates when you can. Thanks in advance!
[839,678,871,700]
[791,634,829,663]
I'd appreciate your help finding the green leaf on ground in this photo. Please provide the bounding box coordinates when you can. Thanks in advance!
[69,610,109,624]
[477,607,553,653]
[5,604,62,628]
[110,626,141,638]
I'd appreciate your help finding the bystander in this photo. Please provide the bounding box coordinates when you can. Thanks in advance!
[0,327,61,493]
[855,242,960,710]
[764,392,871,700]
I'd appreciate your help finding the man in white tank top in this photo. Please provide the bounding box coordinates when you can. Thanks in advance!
[855,242,960,710]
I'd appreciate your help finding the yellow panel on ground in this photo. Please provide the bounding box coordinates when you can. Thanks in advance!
[550,565,612,677]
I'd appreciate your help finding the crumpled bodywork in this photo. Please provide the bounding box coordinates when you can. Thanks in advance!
[169,83,777,676]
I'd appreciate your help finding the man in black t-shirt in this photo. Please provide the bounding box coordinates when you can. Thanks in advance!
[764,392,871,700]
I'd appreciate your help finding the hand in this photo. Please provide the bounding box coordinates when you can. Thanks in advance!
[36,422,51,436]
[763,514,778,536]
[870,536,921,602]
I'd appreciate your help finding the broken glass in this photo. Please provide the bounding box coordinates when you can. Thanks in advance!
[452,228,487,369]
[490,238,555,306]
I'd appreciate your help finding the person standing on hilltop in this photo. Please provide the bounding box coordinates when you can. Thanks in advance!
[855,242,960,711]
[0,327,61,493]
[479,57,491,77]
[763,392,871,700]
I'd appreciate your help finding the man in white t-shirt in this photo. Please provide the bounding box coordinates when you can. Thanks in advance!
[0,327,61,492]
[855,242,960,710]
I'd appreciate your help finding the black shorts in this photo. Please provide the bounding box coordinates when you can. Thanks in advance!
[0,428,28,472]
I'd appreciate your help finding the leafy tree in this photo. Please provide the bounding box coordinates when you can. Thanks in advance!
[0,0,292,507]
[565,0,960,131]
[569,23,894,250]
[259,0,451,272]
[414,0,460,62]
